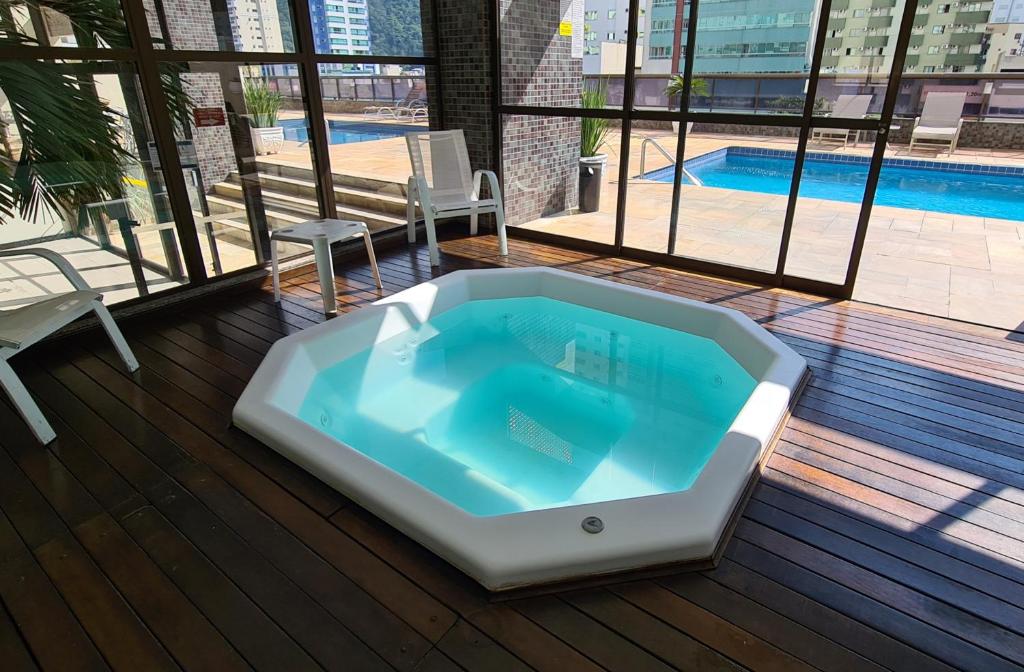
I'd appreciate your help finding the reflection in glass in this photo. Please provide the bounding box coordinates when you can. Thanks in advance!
[0,61,186,307]
[149,0,297,52]
[162,62,320,273]
[0,0,129,48]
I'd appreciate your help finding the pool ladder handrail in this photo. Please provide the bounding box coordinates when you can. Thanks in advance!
[638,136,703,186]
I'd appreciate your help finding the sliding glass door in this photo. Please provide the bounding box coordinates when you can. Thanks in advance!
[494,0,930,299]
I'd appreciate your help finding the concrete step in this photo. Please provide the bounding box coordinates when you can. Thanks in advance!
[253,160,409,197]
[223,170,414,217]
[206,188,407,234]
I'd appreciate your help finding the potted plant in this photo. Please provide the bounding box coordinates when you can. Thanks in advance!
[243,79,284,155]
[665,75,709,134]
[579,86,611,213]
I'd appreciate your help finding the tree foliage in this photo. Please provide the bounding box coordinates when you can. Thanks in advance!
[367,0,423,57]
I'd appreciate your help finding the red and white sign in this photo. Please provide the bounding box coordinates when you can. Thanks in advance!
[193,107,226,127]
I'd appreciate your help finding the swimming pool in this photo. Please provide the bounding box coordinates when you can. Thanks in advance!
[642,147,1024,220]
[234,268,808,590]
[279,119,425,145]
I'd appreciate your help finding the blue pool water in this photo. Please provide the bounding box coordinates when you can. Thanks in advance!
[297,296,755,516]
[279,119,425,145]
[644,149,1024,220]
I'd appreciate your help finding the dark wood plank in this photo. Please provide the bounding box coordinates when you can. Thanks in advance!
[2,233,1022,672]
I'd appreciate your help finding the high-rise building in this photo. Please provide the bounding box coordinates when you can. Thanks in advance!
[821,0,906,75]
[641,0,818,75]
[309,0,372,66]
[901,1,993,73]
[227,0,285,52]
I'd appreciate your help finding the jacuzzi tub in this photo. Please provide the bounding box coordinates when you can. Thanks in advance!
[233,267,807,590]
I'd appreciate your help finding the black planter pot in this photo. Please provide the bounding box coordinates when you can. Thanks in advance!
[578,154,607,213]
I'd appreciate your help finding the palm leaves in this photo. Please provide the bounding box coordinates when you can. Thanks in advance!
[0,35,131,223]
[243,80,283,128]
[580,85,611,158]
[0,0,190,225]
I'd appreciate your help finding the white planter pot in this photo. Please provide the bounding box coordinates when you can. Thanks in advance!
[250,126,285,155]
[672,121,695,135]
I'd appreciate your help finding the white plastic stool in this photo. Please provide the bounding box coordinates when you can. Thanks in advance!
[270,218,383,314]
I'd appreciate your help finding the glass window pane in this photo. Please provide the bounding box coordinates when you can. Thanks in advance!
[309,0,430,57]
[502,114,620,246]
[314,63,431,232]
[648,122,797,271]
[0,61,188,307]
[149,0,297,52]
[784,126,869,283]
[688,0,816,115]
[815,0,904,117]
[0,1,130,48]
[635,0,689,111]
[852,46,1024,330]
[622,120,679,252]
[163,62,322,272]
[501,0,626,108]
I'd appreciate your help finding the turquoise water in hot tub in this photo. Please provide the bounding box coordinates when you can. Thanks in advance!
[297,296,755,516]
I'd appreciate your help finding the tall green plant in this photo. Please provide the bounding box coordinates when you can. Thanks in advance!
[580,86,611,158]
[243,80,283,128]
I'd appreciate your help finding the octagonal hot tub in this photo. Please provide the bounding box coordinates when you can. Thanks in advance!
[233,267,807,591]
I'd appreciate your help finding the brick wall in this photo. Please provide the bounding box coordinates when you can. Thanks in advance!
[502,115,581,225]
[181,72,237,190]
[888,119,1024,150]
[435,0,494,171]
[149,0,220,49]
[497,0,583,224]
[155,2,236,192]
[499,0,581,107]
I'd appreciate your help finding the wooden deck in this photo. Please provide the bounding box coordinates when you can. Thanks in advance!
[2,233,1023,672]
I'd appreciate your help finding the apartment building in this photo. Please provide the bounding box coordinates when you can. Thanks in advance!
[227,0,285,52]
[581,0,645,74]
[309,0,373,68]
[903,1,994,72]
[821,0,906,74]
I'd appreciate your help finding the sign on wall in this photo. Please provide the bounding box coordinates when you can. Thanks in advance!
[193,107,227,127]
[562,0,583,59]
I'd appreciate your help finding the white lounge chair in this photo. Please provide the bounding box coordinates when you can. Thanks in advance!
[364,83,427,120]
[406,129,508,267]
[811,94,872,147]
[909,92,966,155]
[0,248,139,444]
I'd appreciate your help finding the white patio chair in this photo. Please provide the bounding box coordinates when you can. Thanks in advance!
[811,94,872,147]
[405,130,508,267]
[909,92,966,155]
[0,248,139,444]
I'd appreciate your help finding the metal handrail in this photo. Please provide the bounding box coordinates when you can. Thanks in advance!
[638,136,703,186]
[639,136,675,176]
